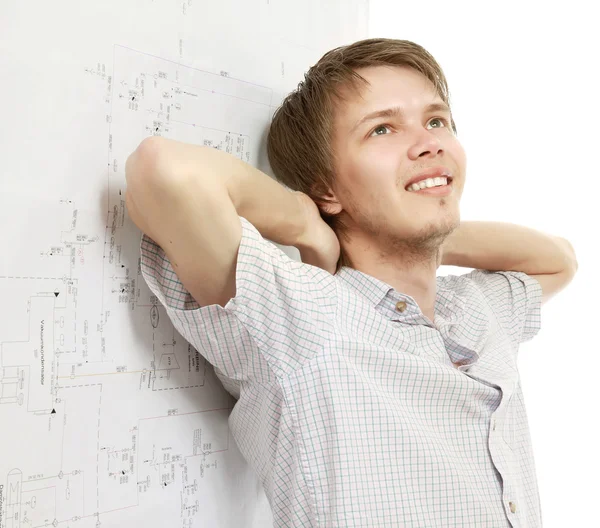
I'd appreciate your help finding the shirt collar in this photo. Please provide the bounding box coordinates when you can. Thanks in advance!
[335,266,491,367]
[335,266,460,322]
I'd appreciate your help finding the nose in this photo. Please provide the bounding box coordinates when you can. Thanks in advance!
[408,128,444,160]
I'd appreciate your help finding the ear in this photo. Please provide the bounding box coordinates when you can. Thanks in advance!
[312,185,343,216]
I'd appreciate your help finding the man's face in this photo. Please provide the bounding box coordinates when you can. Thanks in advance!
[330,65,466,259]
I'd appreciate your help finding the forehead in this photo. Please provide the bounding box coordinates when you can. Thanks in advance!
[335,65,442,124]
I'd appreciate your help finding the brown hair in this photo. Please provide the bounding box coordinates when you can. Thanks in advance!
[266,38,457,274]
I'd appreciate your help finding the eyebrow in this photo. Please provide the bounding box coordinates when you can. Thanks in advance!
[350,102,451,135]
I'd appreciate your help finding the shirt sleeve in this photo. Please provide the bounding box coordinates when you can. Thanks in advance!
[462,269,543,345]
[139,216,338,382]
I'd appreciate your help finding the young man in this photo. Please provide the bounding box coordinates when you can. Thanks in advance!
[125,38,577,527]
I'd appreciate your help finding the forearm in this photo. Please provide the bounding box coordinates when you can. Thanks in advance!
[442,221,578,274]
[138,137,307,248]
[222,154,306,248]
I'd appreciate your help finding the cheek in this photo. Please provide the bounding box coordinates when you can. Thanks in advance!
[448,137,467,165]
[358,148,399,184]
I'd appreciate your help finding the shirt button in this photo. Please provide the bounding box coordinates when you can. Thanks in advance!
[509,501,517,513]
[395,301,407,312]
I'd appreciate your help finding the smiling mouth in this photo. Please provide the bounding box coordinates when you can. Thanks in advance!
[405,177,453,192]
[405,180,454,196]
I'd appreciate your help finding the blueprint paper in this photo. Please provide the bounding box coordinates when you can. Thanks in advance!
[0,1,368,526]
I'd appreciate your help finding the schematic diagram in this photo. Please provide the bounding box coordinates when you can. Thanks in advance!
[0,0,366,525]
[1,33,274,528]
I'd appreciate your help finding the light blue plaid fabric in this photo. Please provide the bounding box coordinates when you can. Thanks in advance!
[140,215,543,528]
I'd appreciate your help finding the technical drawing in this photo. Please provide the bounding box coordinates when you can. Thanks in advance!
[1,0,366,526]
[0,37,274,528]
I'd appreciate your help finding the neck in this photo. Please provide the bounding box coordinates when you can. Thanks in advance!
[342,234,442,323]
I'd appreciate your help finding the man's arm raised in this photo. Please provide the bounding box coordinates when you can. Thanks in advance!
[125,136,311,308]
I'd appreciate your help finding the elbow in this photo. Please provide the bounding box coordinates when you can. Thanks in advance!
[546,237,578,277]
[125,136,177,199]
[558,237,579,273]
[136,136,166,162]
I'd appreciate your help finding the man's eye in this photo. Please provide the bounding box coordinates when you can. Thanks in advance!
[428,117,448,128]
[369,124,392,137]
[369,117,449,138]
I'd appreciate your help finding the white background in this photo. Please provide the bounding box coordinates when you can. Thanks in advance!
[369,1,599,526]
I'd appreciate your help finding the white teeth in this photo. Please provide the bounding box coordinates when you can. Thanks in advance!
[407,176,449,192]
